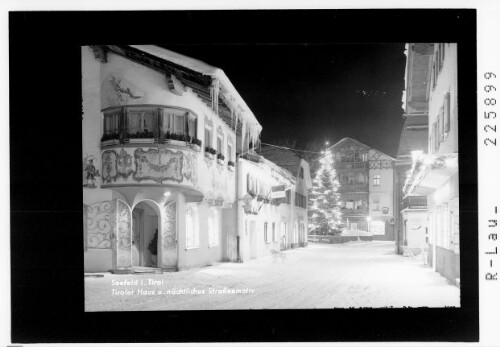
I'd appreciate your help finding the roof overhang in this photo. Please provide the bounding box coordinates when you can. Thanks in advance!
[403,152,458,197]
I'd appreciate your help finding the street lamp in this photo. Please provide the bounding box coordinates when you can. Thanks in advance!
[366,216,372,234]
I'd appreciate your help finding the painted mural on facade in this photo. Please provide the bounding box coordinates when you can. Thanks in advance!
[101,146,204,187]
[134,148,184,183]
[182,152,198,185]
[102,73,145,106]
[101,148,134,183]
[114,199,132,268]
[86,201,112,249]
[161,202,177,268]
[83,154,100,188]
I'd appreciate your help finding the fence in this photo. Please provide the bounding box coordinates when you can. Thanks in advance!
[308,234,373,244]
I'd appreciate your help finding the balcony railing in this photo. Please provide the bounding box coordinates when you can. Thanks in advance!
[335,161,369,170]
[100,105,201,147]
[338,183,369,193]
[403,196,427,209]
[341,208,369,216]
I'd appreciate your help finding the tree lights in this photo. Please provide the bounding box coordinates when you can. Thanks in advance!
[308,148,343,235]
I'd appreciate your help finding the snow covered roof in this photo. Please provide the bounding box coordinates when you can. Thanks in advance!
[258,145,303,177]
[129,45,262,140]
[329,137,396,161]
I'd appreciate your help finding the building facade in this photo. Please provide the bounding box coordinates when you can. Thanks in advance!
[235,149,312,261]
[403,43,459,284]
[395,43,433,254]
[329,138,396,240]
[82,45,262,273]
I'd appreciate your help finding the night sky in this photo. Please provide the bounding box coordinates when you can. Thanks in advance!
[159,43,407,157]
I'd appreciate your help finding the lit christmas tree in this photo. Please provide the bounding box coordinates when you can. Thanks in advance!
[308,148,343,235]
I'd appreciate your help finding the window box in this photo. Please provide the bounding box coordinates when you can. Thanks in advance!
[101,139,120,147]
[216,153,225,165]
[205,146,217,159]
[190,143,201,152]
[129,138,155,144]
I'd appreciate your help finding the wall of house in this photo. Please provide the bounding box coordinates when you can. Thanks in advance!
[435,246,460,284]
[242,204,285,260]
[100,144,235,203]
[221,206,238,262]
[427,173,460,282]
[84,250,113,273]
[369,168,394,217]
[368,155,395,240]
[82,46,103,183]
[401,210,428,254]
[177,199,224,270]
[98,51,236,203]
[427,173,459,251]
[82,46,241,272]
[237,158,297,261]
[426,43,459,284]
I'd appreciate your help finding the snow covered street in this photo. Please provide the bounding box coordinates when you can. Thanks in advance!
[85,241,460,311]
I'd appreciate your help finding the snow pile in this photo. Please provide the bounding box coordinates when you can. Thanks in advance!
[341,228,373,237]
[85,242,459,311]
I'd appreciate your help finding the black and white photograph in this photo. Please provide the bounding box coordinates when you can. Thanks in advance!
[82,43,460,311]
[8,6,489,344]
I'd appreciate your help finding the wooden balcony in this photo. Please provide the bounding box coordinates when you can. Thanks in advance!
[334,161,369,170]
[338,183,369,193]
[403,195,427,210]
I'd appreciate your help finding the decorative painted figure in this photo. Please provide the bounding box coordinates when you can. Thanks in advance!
[84,159,100,188]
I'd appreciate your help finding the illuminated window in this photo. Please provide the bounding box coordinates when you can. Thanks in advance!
[127,109,155,136]
[373,175,380,186]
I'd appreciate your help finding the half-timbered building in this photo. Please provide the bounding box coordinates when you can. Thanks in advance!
[328,138,396,240]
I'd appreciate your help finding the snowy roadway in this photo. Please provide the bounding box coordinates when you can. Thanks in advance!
[85,241,460,311]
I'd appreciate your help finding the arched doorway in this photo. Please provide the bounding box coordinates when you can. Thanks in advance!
[132,201,160,267]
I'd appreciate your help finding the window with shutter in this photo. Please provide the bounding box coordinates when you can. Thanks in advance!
[444,92,451,133]
[433,121,439,151]
[438,107,444,143]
